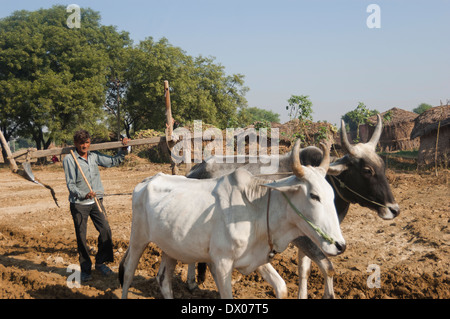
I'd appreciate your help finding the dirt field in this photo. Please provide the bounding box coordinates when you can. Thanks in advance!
[0,160,448,299]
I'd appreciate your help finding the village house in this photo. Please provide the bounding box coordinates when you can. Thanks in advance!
[358,107,420,152]
[410,104,450,167]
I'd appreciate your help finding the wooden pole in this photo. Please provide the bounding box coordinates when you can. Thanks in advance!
[0,130,19,172]
[116,78,121,141]
[434,106,445,177]
[14,136,164,160]
[164,80,179,175]
[435,120,441,177]
[70,150,106,217]
[164,80,174,144]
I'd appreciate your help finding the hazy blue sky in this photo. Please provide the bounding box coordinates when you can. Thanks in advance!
[2,0,449,125]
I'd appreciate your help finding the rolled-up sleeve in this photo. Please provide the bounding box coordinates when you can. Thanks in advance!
[94,149,126,168]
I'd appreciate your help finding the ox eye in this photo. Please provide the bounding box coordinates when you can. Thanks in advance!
[362,166,374,176]
[310,193,321,202]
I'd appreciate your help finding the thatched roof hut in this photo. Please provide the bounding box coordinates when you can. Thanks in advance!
[410,105,450,167]
[358,107,419,152]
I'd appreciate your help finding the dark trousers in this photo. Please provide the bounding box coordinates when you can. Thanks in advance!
[70,200,113,274]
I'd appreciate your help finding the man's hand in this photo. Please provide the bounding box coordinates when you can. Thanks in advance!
[85,191,96,200]
[121,137,131,151]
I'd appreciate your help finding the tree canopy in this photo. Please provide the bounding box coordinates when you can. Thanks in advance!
[0,5,132,150]
[412,103,432,115]
[0,5,249,153]
[232,106,280,127]
[342,102,379,131]
[286,95,313,122]
[122,38,248,133]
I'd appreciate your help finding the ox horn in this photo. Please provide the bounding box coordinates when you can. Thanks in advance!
[318,142,330,172]
[340,119,357,156]
[291,139,305,179]
[367,114,383,150]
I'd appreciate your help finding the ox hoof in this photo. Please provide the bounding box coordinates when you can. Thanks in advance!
[188,282,199,292]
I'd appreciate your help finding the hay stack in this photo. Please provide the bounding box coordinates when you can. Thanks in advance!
[131,120,339,166]
[410,105,450,167]
[359,107,419,152]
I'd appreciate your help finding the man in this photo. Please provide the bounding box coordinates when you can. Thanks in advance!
[63,130,129,282]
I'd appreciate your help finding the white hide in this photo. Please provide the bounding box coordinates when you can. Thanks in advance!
[121,167,345,299]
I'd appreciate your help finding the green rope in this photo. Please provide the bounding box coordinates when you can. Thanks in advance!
[331,176,389,209]
[281,192,335,245]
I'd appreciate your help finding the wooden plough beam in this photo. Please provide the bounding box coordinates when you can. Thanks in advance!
[12,136,165,161]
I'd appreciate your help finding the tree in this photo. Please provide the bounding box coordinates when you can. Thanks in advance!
[413,103,432,115]
[234,107,280,126]
[123,37,248,132]
[284,95,314,143]
[342,102,379,141]
[0,6,248,156]
[0,6,131,151]
[286,95,313,122]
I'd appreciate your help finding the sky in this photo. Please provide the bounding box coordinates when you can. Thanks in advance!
[2,0,450,126]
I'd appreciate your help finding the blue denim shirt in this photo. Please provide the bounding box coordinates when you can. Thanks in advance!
[63,149,126,204]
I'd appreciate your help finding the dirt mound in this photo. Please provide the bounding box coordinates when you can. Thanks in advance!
[0,164,448,299]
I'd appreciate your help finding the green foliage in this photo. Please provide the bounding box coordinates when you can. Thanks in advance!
[413,103,432,115]
[283,95,314,144]
[0,5,131,149]
[253,120,272,130]
[379,150,419,171]
[382,110,393,123]
[233,106,280,127]
[0,6,248,152]
[342,102,378,131]
[315,123,330,142]
[123,38,248,132]
[286,95,313,122]
[342,102,378,141]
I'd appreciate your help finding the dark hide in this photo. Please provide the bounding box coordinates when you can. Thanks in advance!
[119,248,129,287]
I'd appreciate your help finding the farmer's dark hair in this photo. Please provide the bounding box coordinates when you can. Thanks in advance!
[73,130,91,143]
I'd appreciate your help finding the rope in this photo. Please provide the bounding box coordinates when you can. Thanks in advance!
[330,175,389,209]
[255,171,388,209]
[281,192,335,245]
[266,189,276,259]
[101,192,132,196]
[328,175,350,204]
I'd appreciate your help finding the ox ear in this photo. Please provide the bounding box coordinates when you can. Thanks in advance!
[261,176,303,192]
[327,156,350,176]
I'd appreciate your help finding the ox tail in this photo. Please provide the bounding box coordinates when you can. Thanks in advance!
[119,248,130,287]
[197,262,207,284]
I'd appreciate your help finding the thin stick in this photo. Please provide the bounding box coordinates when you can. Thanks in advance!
[70,150,106,217]
[164,80,179,175]
[0,130,18,172]
[164,80,173,142]
[435,120,441,177]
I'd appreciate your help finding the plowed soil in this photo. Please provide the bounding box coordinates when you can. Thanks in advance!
[0,162,448,299]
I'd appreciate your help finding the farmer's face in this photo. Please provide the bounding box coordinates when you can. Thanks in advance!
[75,139,91,156]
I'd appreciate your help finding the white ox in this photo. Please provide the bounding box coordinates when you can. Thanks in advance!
[119,141,346,299]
